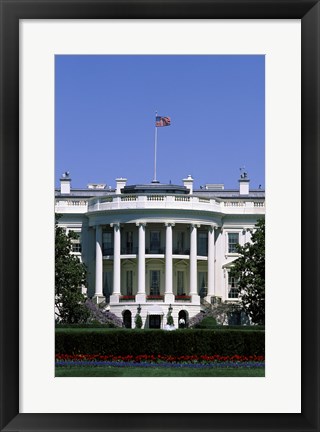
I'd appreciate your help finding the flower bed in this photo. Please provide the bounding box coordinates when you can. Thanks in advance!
[56,353,265,369]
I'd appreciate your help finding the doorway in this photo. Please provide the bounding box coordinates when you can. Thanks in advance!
[149,315,161,329]
[123,310,132,328]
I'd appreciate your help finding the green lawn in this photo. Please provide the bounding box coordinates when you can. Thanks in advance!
[55,366,265,377]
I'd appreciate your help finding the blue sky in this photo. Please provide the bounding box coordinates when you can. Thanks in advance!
[55,55,265,190]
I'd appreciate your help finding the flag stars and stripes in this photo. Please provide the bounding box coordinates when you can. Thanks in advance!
[156,116,171,127]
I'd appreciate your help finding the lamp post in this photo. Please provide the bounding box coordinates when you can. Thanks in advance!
[137,304,141,314]
[168,304,173,313]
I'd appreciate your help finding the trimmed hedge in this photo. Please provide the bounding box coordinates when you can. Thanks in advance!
[56,323,116,329]
[56,329,264,356]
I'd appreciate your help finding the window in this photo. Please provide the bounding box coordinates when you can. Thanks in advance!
[198,231,208,256]
[198,272,207,298]
[150,270,160,295]
[228,273,240,298]
[103,232,113,255]
[176,231,185,254]
[228,232,239,253]
[70,231,81,253]
[126,231,133,254]
[177,271,185,295]
[103,271,112,298]
[126,270,133,296]
[150,231,161,253]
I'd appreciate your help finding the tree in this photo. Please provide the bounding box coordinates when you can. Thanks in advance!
[231,218,265,325]
[55,214,89,323]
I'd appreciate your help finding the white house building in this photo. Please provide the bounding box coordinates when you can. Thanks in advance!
[55,172,265,329]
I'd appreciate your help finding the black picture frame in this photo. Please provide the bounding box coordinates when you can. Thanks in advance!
[0,1,319,431]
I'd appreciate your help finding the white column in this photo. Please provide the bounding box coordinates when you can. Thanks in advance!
[206,225,215,301]
[165,222,175,303]
[94,225,104,302]
[110,223,121,303]
[136,222,146,302]
[189,223,200,303]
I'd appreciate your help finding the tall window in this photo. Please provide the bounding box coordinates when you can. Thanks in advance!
[70,231,81,253]
[228,232,239,253]
[177,271,185,295]
[228,273,240,298]
[126,270,133,296]
[176,232,185,254]
[126,231,133,254]
[103,271,112,298]
[150,270,160,295]
[198,272,207,298]
[198,231,208,256]
[103,232,113,255]
[150,231,161,253]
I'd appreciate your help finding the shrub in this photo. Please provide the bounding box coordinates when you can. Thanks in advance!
[55,329,264,356]
[195,316,217,328]
[135,314,143,329]
[167,313,174,326]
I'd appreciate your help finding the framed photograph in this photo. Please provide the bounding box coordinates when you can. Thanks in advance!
[0,0,319,431]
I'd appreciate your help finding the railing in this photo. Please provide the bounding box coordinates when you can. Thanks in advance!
[121,195,137,201]
[83,194,265,214]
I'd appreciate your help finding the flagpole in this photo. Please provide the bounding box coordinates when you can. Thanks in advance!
[153,111,158,182]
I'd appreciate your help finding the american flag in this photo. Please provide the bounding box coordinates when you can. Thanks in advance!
[155,116,171,127]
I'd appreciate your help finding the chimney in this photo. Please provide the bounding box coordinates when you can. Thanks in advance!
[239,170,250,195]
[116,178,127,194]
[60,172,71,194]
[183,175,194,194]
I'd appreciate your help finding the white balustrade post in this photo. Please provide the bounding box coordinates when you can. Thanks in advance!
[136,222,146,302]
[165,222,175,303]
[110,223,121,303]
[94,225,105,303]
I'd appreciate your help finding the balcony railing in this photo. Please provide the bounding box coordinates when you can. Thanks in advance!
[56,194,265,216]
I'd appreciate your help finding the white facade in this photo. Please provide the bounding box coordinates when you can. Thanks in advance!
[55,173,265,328]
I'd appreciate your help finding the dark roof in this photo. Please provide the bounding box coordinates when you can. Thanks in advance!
[55,185,265,199]
[122,183,189,194]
